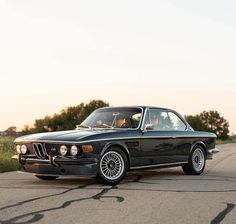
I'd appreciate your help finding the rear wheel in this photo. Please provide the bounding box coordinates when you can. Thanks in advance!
[96,147,128,185]
[182,145,206,175]
[35,175,58,180]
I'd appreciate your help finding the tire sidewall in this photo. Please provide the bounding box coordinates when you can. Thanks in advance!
[97,147,128,185]
[189,145,206,175]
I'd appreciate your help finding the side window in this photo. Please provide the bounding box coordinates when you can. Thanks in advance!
[168,112,187,131]
[131,113,142,128]
[149,109,171,131]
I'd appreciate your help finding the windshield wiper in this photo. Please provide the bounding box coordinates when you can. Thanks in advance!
[76,124,91,129]
[93,124,113,129]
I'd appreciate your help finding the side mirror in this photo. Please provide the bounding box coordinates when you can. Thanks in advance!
[143,124,154,132]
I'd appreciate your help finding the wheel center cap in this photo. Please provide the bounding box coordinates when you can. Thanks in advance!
[108,161,115,170]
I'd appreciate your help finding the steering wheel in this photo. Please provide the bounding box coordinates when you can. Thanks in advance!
[121,123,127,128]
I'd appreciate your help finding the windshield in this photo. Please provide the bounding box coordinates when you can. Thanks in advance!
[79,107,143,129]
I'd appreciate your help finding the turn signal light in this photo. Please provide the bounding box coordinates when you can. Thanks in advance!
[82,145,93,153]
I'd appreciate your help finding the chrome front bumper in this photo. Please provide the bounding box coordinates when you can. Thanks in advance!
[12,154,98,176]
[12,154,97,166]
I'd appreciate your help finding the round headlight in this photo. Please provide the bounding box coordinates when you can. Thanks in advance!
[70,145,78,156]
[60,145,68,156]
[16,145,21,154]
[20,145,27,154]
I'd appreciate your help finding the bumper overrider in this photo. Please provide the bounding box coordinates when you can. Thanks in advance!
[207,148,220,160]
[12,154,98,177]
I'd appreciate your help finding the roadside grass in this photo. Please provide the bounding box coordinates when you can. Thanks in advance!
[0,137,18,173]
[216,138,236,145]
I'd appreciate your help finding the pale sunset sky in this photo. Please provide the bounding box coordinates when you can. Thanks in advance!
[0,0,236,133]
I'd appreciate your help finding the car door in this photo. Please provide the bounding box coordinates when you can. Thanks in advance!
[166,111,192,162]
[140,108,176,166]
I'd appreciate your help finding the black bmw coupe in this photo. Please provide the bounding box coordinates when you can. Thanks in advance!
[13,106,219,185]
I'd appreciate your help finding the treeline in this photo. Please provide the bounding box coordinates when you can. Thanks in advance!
[185,110,229,140]
[21,100,230,140]
[22,100,109,135]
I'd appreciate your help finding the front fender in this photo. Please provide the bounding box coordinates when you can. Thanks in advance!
[101,141,130,156]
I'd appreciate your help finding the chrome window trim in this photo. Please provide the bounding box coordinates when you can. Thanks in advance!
[167,110,188,131]
[140,107,149,130]
[141,108,189,132]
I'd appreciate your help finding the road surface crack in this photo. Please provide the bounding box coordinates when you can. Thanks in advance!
[210,203,235,224]
[0,185,123,224]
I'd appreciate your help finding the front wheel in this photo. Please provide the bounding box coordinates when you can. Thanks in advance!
[182,145,206,175]
[96,147,128,185]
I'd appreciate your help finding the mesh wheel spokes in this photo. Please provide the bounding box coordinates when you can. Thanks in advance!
[100,151,124,181]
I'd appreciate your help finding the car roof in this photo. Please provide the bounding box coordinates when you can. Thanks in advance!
[97,106,172,111]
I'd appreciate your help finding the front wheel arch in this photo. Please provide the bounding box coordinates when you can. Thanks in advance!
[96,146,129,185]
[101,143,131,170]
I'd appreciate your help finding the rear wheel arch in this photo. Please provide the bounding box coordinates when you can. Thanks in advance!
[183,144,206,175]
[191,141,207,157]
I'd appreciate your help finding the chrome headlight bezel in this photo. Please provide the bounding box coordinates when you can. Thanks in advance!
[16,145,21,154]
[20,145,27,154]
[60,145,68,156]
[70,145,78,156]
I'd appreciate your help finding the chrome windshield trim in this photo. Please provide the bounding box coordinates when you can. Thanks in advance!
[77,106,144,131]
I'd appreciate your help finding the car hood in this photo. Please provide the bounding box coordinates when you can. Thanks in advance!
[14,129,133,143]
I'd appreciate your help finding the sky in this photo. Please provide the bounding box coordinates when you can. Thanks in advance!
[0,0,236,133]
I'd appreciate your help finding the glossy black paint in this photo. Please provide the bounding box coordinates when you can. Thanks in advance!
[14,106,217,177]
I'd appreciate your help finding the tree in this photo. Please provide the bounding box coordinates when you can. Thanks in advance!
[4,126,18,136]
[199,111,229,140]
[5,126,17,133]
[185,110,229,140]
[22,100,109,134]
[184,115,205,131]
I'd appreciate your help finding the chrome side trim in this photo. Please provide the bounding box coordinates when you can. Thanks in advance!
[130,161,188,170]
[15,135,214,145]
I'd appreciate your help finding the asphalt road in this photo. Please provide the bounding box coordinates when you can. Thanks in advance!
[0,144,236,224]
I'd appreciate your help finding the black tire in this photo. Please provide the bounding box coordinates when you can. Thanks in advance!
[35,175,58,180]
[95,147,128,185]
[182,145,206,175]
